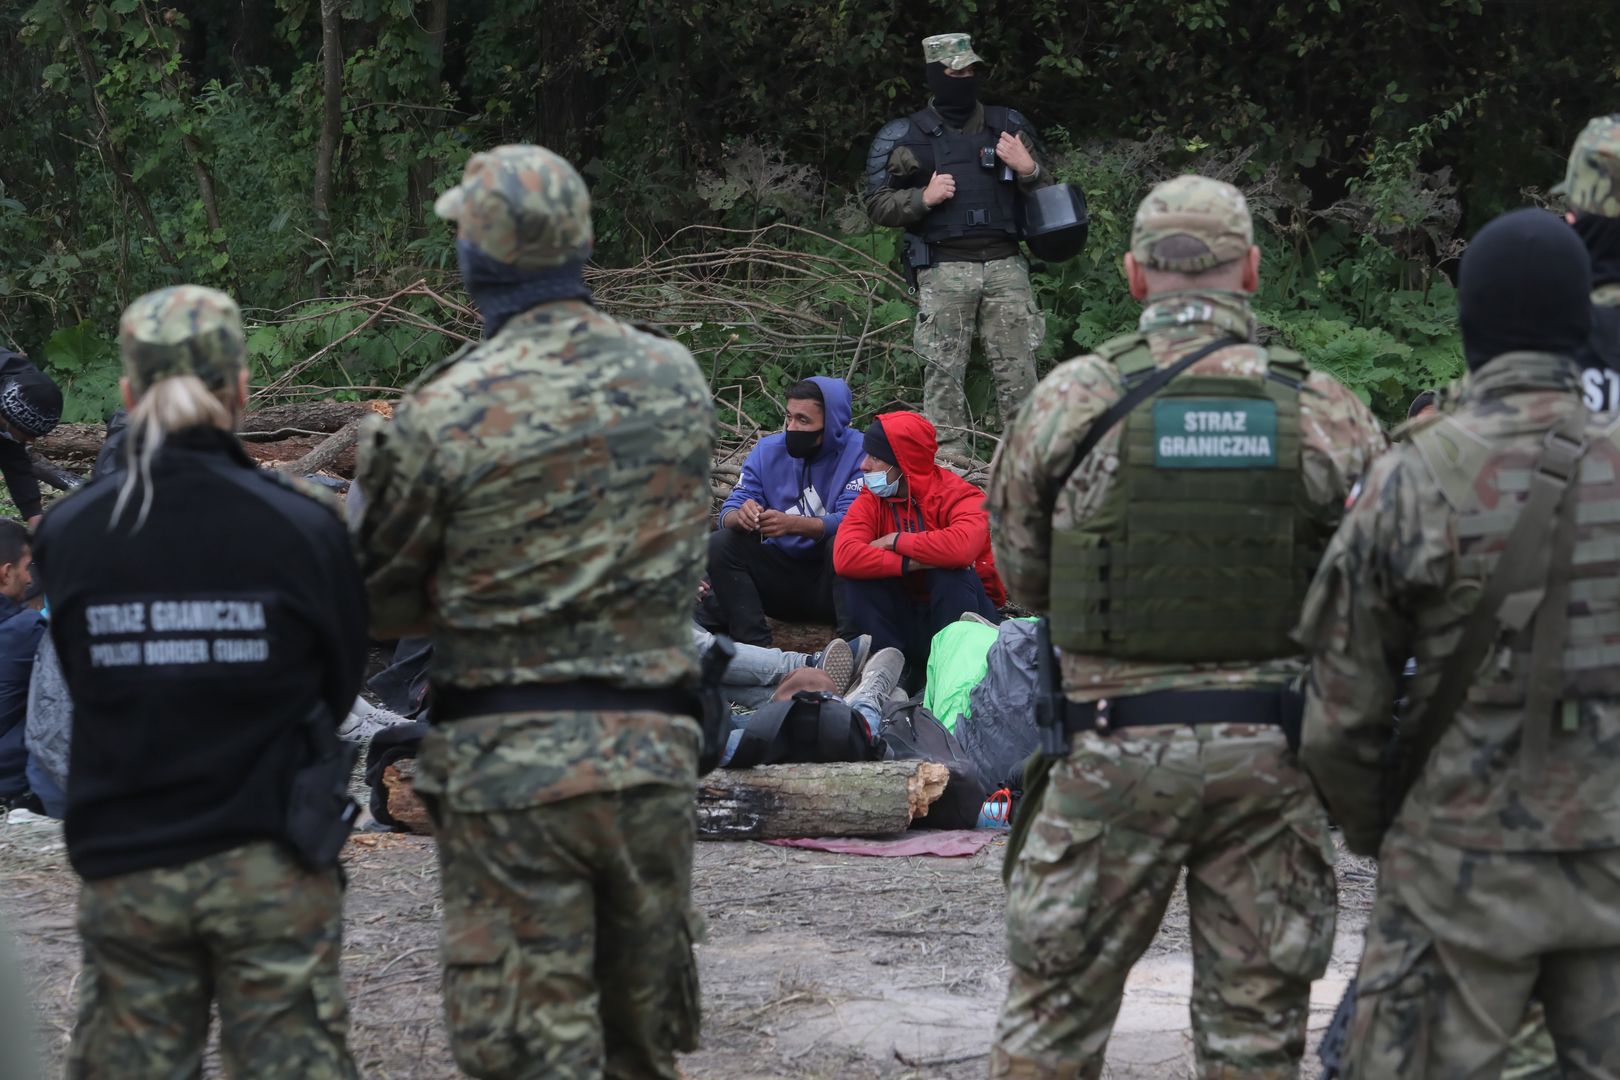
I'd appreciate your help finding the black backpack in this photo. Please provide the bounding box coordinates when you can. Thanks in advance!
[723,691,877,769]
[876,697,989,830]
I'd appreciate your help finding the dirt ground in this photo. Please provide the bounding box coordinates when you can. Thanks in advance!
[2,806,1374,1080]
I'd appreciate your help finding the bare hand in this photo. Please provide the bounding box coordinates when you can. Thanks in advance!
[729,499,763,532]
[922,171,956,208]
[697,578,712,602]
[871,532,900,552]
[758,510,800,539]
[995,133,1036,178]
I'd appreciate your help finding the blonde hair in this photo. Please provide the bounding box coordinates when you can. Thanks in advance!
[112,374,239,531]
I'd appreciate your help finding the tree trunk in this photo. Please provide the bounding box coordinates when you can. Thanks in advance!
[240,399,393,434]
[54,0,180,271]
[697,761,951,840]
[311,0,344,296]
[137,3,233,289]
[285,417,361,476]
[405,0,451,234]
[382,757,434,835]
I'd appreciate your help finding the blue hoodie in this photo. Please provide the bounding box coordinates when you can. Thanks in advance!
[719,375,866,559]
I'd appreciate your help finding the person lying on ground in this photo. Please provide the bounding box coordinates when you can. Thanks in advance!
[703,376,866,645]
[693,623,872,711]
[715,647,906,766]
[833,411,1005,689]
[0,520,47,814]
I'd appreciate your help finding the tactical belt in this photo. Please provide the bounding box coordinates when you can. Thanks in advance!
[1060,687,1303,744]
[434,680,696,723]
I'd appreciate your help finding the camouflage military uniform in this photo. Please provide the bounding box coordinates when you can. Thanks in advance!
[866,34,1052,457]
[354,145,712,1080]
[986,176,1386,1080]
[70,842,352,1080]
[57,286,359,1080]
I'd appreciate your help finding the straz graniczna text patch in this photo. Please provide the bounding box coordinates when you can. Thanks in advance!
[1152,398,1279,469]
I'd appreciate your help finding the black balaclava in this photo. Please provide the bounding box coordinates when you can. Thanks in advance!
[925,63,978,129]
[1573,212,1620,288]
[1458,208,1592,371]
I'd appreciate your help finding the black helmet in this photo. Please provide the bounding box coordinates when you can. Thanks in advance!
[1019,184,1089,262]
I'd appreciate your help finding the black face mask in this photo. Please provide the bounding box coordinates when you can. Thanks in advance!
[785,428,823,459]
[925,63,978,127]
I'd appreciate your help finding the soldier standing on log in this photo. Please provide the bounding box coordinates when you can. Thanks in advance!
[354,144,714,1079]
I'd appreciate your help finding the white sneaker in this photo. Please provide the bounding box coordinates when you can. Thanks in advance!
[337,699,410,743]
[845,647,904,713]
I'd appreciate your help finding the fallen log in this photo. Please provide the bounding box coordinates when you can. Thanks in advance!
[238,399,392,434]
[381,757,435,835]
[697,760,950,840]
[286,418,362,477]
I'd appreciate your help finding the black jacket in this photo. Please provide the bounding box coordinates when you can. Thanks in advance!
[0,352,46,518]
[34,427,367,879]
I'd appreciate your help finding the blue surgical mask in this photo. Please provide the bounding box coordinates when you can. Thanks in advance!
[863,468,898,498]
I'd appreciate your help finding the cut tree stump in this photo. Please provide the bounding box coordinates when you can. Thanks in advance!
[697,760,950,840]
[381,757,434,835]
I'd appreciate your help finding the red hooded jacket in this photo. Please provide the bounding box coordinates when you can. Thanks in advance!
[832,411,1007,607]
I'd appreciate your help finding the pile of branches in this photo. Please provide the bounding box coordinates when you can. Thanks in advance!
[35,226,997,496]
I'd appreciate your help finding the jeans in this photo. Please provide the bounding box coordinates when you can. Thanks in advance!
[691,626,809,712]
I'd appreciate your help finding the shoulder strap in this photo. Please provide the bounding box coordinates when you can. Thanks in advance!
[983,105,1011,132]
[1400,412,1590,794]
[1055,336,1239,488]
[910,108,945,137]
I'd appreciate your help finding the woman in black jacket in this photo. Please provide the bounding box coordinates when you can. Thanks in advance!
[34,284,367,1080]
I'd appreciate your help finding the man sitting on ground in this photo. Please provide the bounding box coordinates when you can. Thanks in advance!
[0,521,49,812]
[833,411,1005,688]
[705,377,866,645]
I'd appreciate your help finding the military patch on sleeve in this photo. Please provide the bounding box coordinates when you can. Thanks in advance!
[1152,398,1278,469]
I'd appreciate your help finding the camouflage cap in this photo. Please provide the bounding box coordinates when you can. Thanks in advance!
[1130,174,1254,273]
[434,144,594,268]
[921,34,985,71]
[118,285,246,394]
[1555,115,1620,218]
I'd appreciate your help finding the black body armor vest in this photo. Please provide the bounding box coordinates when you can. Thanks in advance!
[896,106,1021,245]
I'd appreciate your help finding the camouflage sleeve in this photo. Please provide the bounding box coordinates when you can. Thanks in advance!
[352,403,454,637]
[1299,371,1390,518]
[1295,450,1423,854]
[865,146,929,228]
[986,356,1115,612]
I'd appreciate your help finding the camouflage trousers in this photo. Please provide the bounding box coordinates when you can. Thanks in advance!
[433,784,701,1080]
[914,255,1043,454]
[1344,830,1620,1079]
[67,840,354,1080]
[991,723,1337,1080]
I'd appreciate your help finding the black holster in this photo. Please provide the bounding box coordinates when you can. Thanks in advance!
[903,233,931,292]
[284,705,361,872]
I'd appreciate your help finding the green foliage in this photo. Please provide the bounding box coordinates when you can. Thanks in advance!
[1,0,1611,430]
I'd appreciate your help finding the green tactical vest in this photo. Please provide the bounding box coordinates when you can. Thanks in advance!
[1404,410,1620,718]
[1049,333,1333,662]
